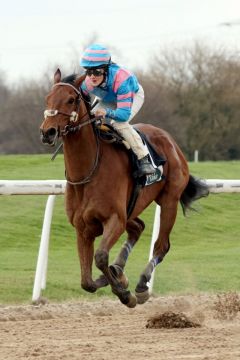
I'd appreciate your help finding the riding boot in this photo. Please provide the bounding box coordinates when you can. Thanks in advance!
[137,155,155,177]
[110,121,155,177]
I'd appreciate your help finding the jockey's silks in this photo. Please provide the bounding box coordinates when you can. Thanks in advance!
[81,63,140,122]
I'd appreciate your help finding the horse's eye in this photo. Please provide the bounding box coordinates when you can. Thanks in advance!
[68,97,75,104]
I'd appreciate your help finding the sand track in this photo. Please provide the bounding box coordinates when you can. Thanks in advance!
[0,294,240,360]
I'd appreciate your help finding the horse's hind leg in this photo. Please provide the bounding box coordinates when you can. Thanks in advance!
[135,191,179,304]
[94,217,145,290]
[94,214,137,308]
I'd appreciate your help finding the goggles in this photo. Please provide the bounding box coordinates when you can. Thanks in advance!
[86,68,105,77]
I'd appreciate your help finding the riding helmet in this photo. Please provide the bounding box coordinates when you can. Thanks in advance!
[80,44,111,69]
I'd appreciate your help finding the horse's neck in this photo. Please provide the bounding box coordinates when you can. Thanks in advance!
[63,124,97,182]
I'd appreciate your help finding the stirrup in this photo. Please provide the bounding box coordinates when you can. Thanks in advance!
[137,156,155,177]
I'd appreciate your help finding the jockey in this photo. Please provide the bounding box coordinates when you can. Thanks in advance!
[80,43,155,177]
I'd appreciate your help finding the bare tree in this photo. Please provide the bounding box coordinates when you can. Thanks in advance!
[136,43,240,160]
[0,42,240,160]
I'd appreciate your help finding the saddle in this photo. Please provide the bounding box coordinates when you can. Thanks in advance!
[95,122,166,218]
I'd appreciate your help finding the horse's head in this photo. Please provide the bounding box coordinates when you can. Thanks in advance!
[40,69,87,146]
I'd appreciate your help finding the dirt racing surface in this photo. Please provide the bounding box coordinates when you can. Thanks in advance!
[0,293,240,360]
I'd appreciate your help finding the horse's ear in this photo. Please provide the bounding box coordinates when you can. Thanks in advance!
[75,73,86,88]
[54,68,61,84]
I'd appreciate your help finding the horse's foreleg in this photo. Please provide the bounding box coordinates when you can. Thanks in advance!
[76,229,97,293]
[112,218,145,287]
[135,194,179,304]
[94,217,145,290]
[94,214,137,308]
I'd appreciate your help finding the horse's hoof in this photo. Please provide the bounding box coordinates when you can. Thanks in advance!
[135,289,149,304]
[81,282,97,293]
[112,288,137,308]
[125,294,137,308]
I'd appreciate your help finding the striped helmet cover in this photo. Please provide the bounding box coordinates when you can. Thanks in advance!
[80,44,111,68]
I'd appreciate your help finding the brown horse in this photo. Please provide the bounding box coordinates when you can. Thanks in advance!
[40,69,209,308]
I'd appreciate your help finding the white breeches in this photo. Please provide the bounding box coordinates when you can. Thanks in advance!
[111,122,148,159]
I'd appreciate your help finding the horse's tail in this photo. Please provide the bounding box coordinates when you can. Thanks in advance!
[180,175,209,216]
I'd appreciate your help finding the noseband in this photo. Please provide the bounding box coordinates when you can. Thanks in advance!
[44,109,79,123]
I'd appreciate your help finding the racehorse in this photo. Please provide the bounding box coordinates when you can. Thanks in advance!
[40,69,209,308]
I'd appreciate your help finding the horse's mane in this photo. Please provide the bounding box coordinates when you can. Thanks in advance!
[62,74,78,85]
[62,73,91,113]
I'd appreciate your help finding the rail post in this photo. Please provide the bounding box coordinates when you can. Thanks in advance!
[32,195,56,302]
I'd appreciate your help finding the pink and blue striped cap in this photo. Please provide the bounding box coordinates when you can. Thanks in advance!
[80,44,111,68]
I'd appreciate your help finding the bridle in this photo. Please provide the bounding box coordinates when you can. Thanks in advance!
[44,82,86,133]
[44,81,102,185]
[45,82,102,135]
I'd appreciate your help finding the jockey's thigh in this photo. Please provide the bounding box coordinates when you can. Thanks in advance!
[110,121,148,159]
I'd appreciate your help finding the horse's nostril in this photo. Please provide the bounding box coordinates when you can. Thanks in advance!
[40,127,58,146]
[47,127,57,137]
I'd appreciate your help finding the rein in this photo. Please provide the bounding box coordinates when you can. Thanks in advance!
[46,81,102,185]
[65,125,100,185]
[60,116,102,136]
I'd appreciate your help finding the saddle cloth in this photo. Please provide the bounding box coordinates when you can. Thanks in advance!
[96,123,166,186]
